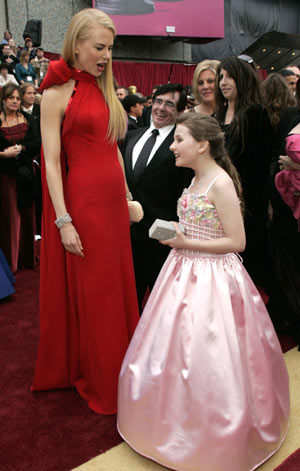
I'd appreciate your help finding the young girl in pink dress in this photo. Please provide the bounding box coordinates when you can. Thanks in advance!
[117,113,290,471]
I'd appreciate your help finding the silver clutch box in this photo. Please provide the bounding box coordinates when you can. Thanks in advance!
[149,219,185,241]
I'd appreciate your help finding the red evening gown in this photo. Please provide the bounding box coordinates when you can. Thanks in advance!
[32,58,139,414]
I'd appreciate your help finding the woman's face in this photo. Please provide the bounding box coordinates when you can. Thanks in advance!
[3,90,21,113]
[22,86,36,107]
[170,124,200,169]
[74,24,114,77]
[219,68,237,103]
[8,38,15,48]
[197,69,216,104]
[24,53,30,63]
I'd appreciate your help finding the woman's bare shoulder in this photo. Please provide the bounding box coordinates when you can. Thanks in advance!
[41,80,75,114]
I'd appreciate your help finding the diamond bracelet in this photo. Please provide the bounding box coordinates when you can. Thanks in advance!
[55,213,72,229]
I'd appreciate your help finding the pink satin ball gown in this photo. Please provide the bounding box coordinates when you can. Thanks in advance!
[117,176,290,471]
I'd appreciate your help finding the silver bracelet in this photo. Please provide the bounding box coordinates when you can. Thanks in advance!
[55,213,72,229]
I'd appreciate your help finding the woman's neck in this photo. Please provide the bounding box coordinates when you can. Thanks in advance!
[224,100,235,124]
[4,110,17,117]
[195,101,215,116]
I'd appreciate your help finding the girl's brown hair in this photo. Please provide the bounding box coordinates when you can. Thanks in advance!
[177,112,244,212]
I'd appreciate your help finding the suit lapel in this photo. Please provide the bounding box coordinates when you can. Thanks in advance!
[137,128,175,181]
[124,128,147,184]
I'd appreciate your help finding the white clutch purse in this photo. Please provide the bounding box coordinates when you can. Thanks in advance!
[149,219,185,240]
[128,200,144,223]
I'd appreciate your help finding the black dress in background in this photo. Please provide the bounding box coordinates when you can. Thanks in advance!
[221,104,272,287]
[267,109,300,346]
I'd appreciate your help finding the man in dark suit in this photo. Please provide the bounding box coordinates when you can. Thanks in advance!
[122,83,193,312]
[20,83,40,132]
[0,43,19,74]
[122,94,145,131]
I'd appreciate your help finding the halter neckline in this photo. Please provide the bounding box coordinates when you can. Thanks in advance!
[70,67,97,83]
[40,57,96,91]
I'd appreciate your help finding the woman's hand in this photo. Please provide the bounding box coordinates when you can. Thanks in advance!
[160,222,188,249]
[2,145,21,158]
[279,155,300,170]
[60,223,84,257]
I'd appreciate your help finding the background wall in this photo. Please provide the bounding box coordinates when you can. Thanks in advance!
[192,0,300,62]
[4,0,192,62]
[0,0,7,38]
[3,0,300,65]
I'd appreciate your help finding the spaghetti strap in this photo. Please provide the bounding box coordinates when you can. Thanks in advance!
[204,175,228,196]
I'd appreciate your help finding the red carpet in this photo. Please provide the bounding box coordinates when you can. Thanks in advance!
[0,259,122,471]
[0,253,297,471]
[274,448,300,471]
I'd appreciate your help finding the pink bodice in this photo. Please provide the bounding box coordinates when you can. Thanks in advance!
[177,188,225,255]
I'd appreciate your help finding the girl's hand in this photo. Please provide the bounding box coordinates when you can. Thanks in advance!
[160,222,188,249]
[279,155,300,170]
[60,223,84,257]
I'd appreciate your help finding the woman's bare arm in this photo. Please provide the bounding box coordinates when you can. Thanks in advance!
[41,82,84,257]
[117,146,130,196]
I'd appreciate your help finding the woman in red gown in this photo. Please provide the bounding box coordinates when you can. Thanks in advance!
[32,8,139,414]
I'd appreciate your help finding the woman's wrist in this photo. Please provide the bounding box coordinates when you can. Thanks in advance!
[55,212,72,229]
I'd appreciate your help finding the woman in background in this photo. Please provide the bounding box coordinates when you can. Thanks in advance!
[264,76,300,345]
[188,59,219,116]
[261,72,297,175]
[0,83,40,272]
[15,50,38,87]
[215,56,272,288]
[8,38,18,57]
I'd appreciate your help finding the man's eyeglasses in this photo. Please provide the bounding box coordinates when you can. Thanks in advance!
[153,98,176,110]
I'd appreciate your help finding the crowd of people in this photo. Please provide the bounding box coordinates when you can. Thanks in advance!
[0,8,299,471]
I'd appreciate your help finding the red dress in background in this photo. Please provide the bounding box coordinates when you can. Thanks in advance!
[32,59,139,414]
[0,122,36,273]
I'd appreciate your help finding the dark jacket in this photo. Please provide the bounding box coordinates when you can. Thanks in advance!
[22,103,41,135]
[127,116,139,131]
[122,126,193,240]
[0,111,41,208]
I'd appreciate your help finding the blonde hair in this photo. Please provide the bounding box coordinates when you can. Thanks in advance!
[61,8,126,142]
[192,59,220,102]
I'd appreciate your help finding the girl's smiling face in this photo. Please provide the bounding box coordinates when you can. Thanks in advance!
[170,124,201,169]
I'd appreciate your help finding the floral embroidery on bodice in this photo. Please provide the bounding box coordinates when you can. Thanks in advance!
[178,189,222,230]
[177,187,225,247]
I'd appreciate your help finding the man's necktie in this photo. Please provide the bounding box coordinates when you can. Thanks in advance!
[133,129,159,180]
